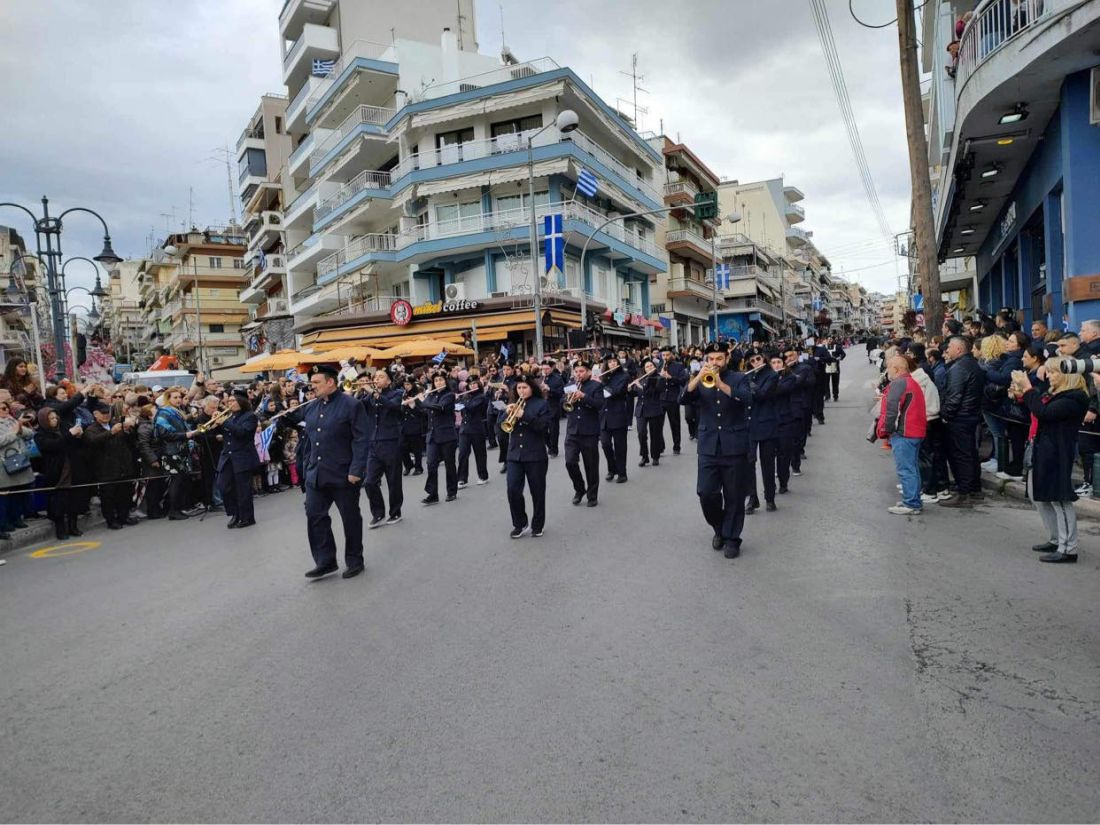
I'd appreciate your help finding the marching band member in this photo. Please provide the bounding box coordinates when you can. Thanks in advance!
[773,354,801,495]
[211,389,260,529]
[456,374,490,488]
[563,361,605,507]
[492,381,511,474]
[599,355,631,484]
[416,372,458,505]
[540,361,565,458]
[400,378,425,476]
[787,349,816,475]
[659,347,688,455]
[631,358,666,467]
[681,342,752,558]
[362,368,405,529]
[504,375,554,538]
[744,351,782,514]
[301,364,370,580]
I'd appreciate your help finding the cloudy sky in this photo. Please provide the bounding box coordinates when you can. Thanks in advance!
[0,0,915,300]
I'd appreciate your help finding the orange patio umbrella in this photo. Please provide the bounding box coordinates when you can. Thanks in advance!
[240,349,303,373]
[376,338,475,360]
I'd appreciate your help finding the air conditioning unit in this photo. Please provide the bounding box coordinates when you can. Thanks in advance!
[443,282,466,301]
[211,357,224,366]
[270,298,289,315]
[1091,67,1100,125]
[490,291,509,298]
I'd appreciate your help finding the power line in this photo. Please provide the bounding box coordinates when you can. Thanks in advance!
[848,0,928,29]
[809,0,893,241]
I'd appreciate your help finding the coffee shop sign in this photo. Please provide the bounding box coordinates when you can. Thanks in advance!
[413,298,480,317]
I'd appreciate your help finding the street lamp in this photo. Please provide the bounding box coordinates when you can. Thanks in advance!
[0,197,120,379]
[527,109,579,360]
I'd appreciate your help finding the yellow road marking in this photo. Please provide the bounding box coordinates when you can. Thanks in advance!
[29,541,102,558]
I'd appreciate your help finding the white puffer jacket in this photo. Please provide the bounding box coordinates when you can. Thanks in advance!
[912,367,940,420]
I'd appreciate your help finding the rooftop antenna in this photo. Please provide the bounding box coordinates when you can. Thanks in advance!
[500,3,505,52]
[455,0,465,50]
[207,145,238,227]
[159,208,178,235]
[619,52,649,130]
[188,186,195,230]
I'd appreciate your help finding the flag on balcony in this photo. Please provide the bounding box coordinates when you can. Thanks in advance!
[576,169,599,198]
[312,58,336,77]
[258,250,267,271]
[543,213,564,280]
[714,263,731,290]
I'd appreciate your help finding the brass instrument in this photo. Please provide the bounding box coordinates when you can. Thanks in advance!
[700,366,719,389]
[196,407,232,433]
[562,385,584,413]
[499,398,526,434]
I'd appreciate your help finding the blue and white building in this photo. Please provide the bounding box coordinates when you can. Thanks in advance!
[277,0,666,354]
[923,0,1100,328]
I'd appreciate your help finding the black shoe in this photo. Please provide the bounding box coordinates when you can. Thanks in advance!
[766,501,777,512]
[816,418,825,425]
[412,468,424,475]
[778,486,789,494]
[938,494,972,509]
[615,475,628,483]
[744,500,757,515]
[168,512,189,521]
[445,493,457,502]
[652,457,660,466]
[499,465,507,474]
[532,528,544,537]
[586,499,598,508]
[108,522,124,530]
[403,468,411,476]
[368,516,385,529]
[510,526,530,539]
[342,565,365,579]
[305,563,338,579]
[1039,552,1077,563]
[724,541,741,559]
[385,514,402,526]
[1031,541,1058,553]
[572,494,584,506]
[54,525,69,541]
[10,519,27,530]
[605,472,615,482]
[673,448,681,455]
[421,496,439,506]
[235,519,256,529]
[638,458,649,467]
[124,517,140,526]
[227,517,240,529]
[711,534,724,551]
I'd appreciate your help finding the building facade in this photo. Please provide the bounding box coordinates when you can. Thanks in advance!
[104,259,145,367]
[922,0,1100,329]
[0,226,44,368]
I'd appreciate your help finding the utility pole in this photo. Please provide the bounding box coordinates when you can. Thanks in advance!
[896,0,942,334]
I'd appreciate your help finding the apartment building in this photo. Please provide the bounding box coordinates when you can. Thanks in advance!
[716,177,830,341]
[646,136,723,347]
[0,226,44,367]
[137,228,249,377]
[277,0,665,356]
[921,0,1100,329]
[103,259,145,366]
[237,93,295,357]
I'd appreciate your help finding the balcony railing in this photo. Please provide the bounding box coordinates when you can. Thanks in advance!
[287,134,315,170]
[285,182,317,219]
[664,179,699,200]
[568,130,661,203]
[314,169,393,220]
[318,233,398,276]
[306,40,396,112]
[666,276,718,298]
[236,125,265,152]
[957,0,1058,90]
[391,128,542,180]
[287,80,313,122]
[285,234,318,264]
[413,57,561,102]
[724,296,781,317]
[309,103,396,171]
[666,227,713,250]
[283,32,308,70]
[320,294,405,318]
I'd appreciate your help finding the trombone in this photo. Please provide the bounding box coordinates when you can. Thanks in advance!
[196,407,232,433]
[499,397,526,433]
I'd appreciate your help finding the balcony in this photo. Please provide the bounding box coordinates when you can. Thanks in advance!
[666,276,723,304]
[314,169,392,222]
[287,233,343,272]
[786,224,811,246]
[319,294,404,319]
[286,76,323,135]
[784,185,805,203]
[305,40,399,126]
[724,296,782,319]
[785,201,805,224]
[247,211,283,250]
[287,133,315,179]
[318,233,397,279]
[236,125,265,157]
[663,179,699,207]
[282,23,339,87]
[279,0,335,40]
[283,183,318,231]
[308,103,396,176]
[666,227,715,264]
[413,57,561,102]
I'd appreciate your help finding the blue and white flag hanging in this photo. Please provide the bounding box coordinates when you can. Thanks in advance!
[431,349,448,365]
[576,169,599,198]
[312,58,336,77]
[258,422,277,456]
[257,249,267,271]
[714,263,731,291]
[543,213,564,279]
[500,342,511,360]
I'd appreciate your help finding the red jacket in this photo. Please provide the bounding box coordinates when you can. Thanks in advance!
[877,374,927,439]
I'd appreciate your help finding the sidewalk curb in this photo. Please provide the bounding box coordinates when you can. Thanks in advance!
[0,513,108,558]
[980,471,1100,521]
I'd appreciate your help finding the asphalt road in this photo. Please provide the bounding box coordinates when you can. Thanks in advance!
[2,354,1098,823]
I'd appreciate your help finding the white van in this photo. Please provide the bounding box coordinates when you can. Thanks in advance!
[120,370,197,390]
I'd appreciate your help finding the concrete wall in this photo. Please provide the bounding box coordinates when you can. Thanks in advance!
[338,0,477,54]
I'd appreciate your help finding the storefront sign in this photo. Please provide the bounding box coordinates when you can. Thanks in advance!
[612,308,626,325]
[411,298,481,318]
[390,299,414,326]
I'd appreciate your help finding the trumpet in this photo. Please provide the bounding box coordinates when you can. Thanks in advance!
[196,407,232,433]
[562,387,584,413]
[700,367,719,389]
[500,398,526,434]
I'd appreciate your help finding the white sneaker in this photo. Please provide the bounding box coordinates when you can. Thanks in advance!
[1074,483,1092,496]
[936,490,954,501]
[792,470,803,477]
[476,478,489,486]
[981,459,998,473]
[995,471,1023,482]
[896,483,903,492]
[457,481,468,489]
[920,493,938,503]
[888,504,922,515]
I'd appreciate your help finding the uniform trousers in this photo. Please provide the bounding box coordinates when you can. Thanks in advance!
[812,378,826,421]
[777,426,799,485]
[365,441,403,518]
[663,402,682,451]
[747,438,779,504]
[506,458,548,532]
[305,481,363,569]
[697,453,751,543]
[457,433,489,483]
[829,370,841,400]
[600,427,628,477]
[425,439,458,498]
[496,430,509,465]
[547,410,561,456]
[565,434,600,502]
[637,414,665,462]
[217,467,255,523]
[400,434,424,473]
[685,402,699,439]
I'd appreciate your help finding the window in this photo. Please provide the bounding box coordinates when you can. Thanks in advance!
[232,258,244,269]
[491,114,544,137]
[274,116,283,134]
[436,127,475,163]
[650,303,666,314]
[435,201,481,234]
[208,257,222,268]
[393,281,409,298]
[493,190,549,215]
[208,323,225,333]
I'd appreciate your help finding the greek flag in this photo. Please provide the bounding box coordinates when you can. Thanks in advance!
[543,213,564,277]
[257,250,267,271]
[576,169,599,198]
[431,349,447,365]
[258,422,277,455]
[714,263,731,290]
[312,58,336,77]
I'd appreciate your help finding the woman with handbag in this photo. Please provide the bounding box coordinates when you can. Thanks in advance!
[33,408,84,540]
[0,399,36,539]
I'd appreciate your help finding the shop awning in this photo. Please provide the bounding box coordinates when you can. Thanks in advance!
[409,81,565,129]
